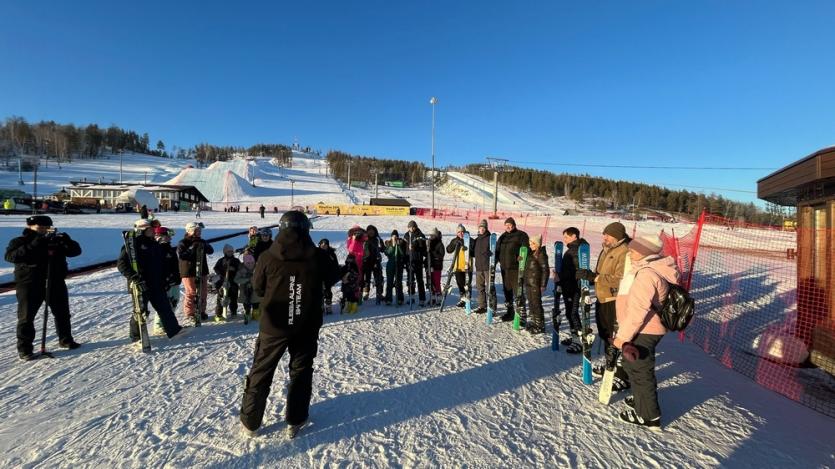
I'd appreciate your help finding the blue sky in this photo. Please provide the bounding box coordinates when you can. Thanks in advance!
[2,1,834,205]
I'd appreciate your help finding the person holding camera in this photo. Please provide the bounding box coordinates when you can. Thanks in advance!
[4,215,82,360]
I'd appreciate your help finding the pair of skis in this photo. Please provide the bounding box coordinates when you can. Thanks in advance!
[550,241,563,350]
[485,233,497,324]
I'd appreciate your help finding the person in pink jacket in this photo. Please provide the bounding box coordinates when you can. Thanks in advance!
[346,225,366,306]
[613,234,680,431]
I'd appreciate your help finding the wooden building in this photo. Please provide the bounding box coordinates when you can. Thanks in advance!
[758,146,835,375]
[67,182,209,211]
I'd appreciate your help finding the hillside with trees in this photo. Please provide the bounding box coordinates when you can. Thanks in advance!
[326,150,428,186]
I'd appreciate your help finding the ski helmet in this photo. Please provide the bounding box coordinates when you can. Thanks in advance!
[185,222,201,234]
[134,219,152,231]
[279,210,311,232]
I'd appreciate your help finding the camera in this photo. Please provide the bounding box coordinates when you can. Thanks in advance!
[44,228,59,239]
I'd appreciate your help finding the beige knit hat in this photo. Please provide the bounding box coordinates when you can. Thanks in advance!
[629,234,663,257]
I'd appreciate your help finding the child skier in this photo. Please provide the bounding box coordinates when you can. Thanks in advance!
[213,244,241,321]
[319,239,339,314]
[234,251,258,319]
[341,253,360,314]
[153,226,181,334]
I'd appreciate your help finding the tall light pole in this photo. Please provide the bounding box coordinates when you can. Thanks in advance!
[486,157,508,218]
[290,179,295,208]
[430,96,438,217]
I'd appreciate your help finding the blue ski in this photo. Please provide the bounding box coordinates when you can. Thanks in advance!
[551,241,563,351]
[579,242,593,385]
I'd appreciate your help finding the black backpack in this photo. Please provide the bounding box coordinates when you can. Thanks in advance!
[658,282,695,331]
[640,269,695,331]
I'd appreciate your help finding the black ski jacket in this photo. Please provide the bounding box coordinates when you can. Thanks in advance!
[213,256,242,288]
[363,225,384,269]
[5,228,81,286]
[559,238,588,296]
[525,246,550,290]
[117,233,169,290]
[472,231,492,272]
[159,241,181,288]
[252,239,272,261]
[403,229,427,265]
[253,228,341,333]
[496,228,529,271]
[428,236,445,270]
[176,235,215,278]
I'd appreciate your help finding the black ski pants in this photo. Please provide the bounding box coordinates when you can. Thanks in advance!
[595,300,617,341]
[500,268,520,313]
[16,279,73,354]
[240,327,320,430]
[557,290,581,333]
[386,264,404,303]
[215,283,239,317]
[407,261,426,301]
[131,284,182,340]
[363,262,384,297]
[622,333,663,421]
[525,284,544,327]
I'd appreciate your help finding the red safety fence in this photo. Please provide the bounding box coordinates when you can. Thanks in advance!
[417,209,835,417]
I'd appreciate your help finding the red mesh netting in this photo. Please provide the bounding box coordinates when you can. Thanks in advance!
[418,209,835,417]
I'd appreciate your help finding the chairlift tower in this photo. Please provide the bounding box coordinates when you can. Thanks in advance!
[486,157,508,217]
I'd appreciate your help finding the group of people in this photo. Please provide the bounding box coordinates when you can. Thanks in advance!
[4,210,680,435]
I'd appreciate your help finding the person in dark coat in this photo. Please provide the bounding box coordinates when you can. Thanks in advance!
[403,220,428,306]
[472,220,492,314]
[140,204,149,219]
[252,228,273,261]
[213,244,241,320]
[552,226,589,353]
[384,230,407,305]
[176,222,215,322]
[318,239,338,314]
[495,217,529,321]
[524,234,549,334]
[362,225,385,304]
[118,219,185,342]
[239,210,341,437]
[5,215,82,359]
[259,204,266,219]
[153,225,182,333]
[427,228,445,305]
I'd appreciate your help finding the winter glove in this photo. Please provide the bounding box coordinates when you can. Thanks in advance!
[605,345,620,369]
[621,342,639,362]
[576,269,595,281]
[130,277,147,293]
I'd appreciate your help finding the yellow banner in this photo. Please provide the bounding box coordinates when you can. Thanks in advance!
[314,204,409,216]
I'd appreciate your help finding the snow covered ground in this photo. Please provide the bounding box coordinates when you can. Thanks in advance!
[0,153,832,467]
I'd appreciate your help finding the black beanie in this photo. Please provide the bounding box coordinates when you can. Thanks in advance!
[504,217,516,226]
[26,215,53,227]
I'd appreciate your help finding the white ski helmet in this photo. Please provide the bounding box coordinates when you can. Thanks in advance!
[185,222,201,234]
[134,219,152,231]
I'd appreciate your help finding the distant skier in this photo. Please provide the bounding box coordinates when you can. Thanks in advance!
[259,204,266,219]
[5,215,82,359]
[240,210,341,437]
[117,219,187,343]
[523,234,549,334]
[177,222,214,323]
[213,244,240,321]
[495,217,529,321]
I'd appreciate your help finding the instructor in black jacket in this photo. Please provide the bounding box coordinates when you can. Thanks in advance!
[4,215,82,359]
[240,210,341,437]
[495,217,529,322]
